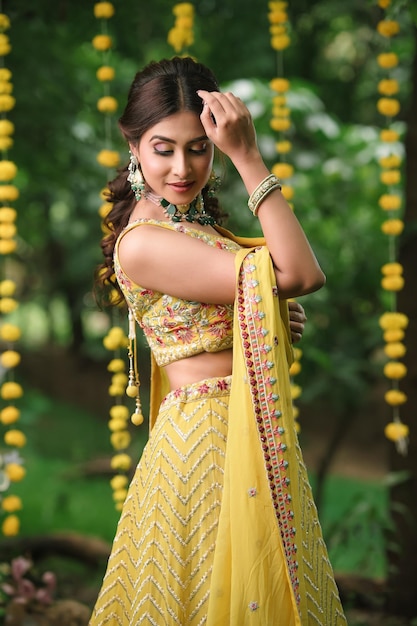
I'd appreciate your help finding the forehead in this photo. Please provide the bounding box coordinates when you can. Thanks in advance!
[143,110,205,142]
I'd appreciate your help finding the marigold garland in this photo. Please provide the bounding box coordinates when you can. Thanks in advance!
[375,0,408,454]
[0,8,25,537]
[167,3,195,54]
[93,2,135,511]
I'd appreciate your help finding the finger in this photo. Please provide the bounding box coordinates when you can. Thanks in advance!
[291,331,302,344]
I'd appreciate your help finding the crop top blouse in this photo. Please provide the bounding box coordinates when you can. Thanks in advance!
[114,219,242,367]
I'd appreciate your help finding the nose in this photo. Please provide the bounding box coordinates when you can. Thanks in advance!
[173,151,191,179]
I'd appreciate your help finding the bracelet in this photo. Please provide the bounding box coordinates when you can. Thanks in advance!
[248,174,282,216]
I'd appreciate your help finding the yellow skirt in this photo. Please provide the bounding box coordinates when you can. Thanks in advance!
[90,376,298,625]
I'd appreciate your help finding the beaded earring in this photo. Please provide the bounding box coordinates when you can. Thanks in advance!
[127,151,145,201]
[207,169,221,197]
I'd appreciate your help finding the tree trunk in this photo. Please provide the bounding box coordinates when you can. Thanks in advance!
[386,25,417,619]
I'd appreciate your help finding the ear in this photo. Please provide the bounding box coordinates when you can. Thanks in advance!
[129,142,139,159]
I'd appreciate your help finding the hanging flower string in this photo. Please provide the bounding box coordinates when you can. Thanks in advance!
[93,2,134,511]
[375,0,408,454]
[167,3,195,54]
[0,8,25,537]
[267,2,302,430]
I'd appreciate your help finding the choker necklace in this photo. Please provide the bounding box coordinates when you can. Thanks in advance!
[144,190,216,226]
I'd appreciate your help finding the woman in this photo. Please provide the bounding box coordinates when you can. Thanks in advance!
[91,57,346,625]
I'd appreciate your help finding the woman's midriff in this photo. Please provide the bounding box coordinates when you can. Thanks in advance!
[163,348,233,390]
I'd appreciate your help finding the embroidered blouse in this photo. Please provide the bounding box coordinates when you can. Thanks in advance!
[114,219,241,367]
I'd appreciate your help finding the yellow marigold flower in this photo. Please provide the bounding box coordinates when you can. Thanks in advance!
[0,279,16,296]
[281,184,294,200]
[268,10,288,24]
[1,381,23,400]
[380,169,401,185]
[383,361,407,380]
[289,361,301,376]
[377,52,399,69]
[381,275,404,291]
[0,13,11,30]
[109,418,127,432]
[99,202,112,219]
[384,389,407,406]
[378,0,391,7]
[0,406,20,425]
[380,129,399,142]
[377,98,400,117]
[379,154,401,169]
[111,431,131,450]
[0,223,17,238]
[107,326,126,343]
[0,323,21,341]
[108,383,125,397]
[5,463,26,482]
[0,207,16,221]
[112,372,128,387]
[275,140,292,154]
[100,187,110,200]
[378,195,401,211]
[385,421,409,442]
[97,96,118,114]
[271,34,291,50]
[0,136,13,150]
[270,25,287,36]
[384,342,406,359]
[176,16,193,29]
[0,68,11,81]
[291,383,302,400]
[384,329,404,342]
[109,288,125,306]
[109,404,129,420]
[107,358,126,373]
[1,350,21,368]
[167,27,194,53]
[96,66,115,82]
[0,81,13,94]
[94,2,115,18]
[92,34,112,51]
[110,453,132,471]
[110,474,128,490]
[293,347,303,360]
[379,312,408,331]
[2,514,20,537]
[0,239,17,254]
[0,297,18,313]
[112,488,128,502]
[0,34,11,56]
[270,118,291,132]
[0,185,19,201]
[381,262,403,276]
[272,163,294,179]
[272,106,290,118]
[4,429,26,448]
[1,495,22,513]
[269,1,288,8]
[378,79,399,96]
[272,95,286,106]
[97,149,120,168]
[270,78,290,93]
[173,3,194,17]
[381,219,404,236]
[0,94,14,111]
[377,20,400,38]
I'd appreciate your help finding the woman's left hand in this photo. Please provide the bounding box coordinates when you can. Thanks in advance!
[197,90,259,166]
[288,301,307,344]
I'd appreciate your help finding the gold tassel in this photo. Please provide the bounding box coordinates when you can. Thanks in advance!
[126,308,144,426]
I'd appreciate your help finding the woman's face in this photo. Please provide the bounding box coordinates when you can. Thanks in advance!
[133,110,214,205]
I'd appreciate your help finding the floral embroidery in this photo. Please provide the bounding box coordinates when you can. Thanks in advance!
[114,219,240,366]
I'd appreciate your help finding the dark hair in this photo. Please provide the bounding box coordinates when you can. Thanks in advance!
[96,56,225,305]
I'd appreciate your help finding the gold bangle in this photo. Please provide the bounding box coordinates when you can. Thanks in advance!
[248,174,282,216]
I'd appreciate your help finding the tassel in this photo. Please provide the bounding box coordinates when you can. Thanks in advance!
[126,308,144,426]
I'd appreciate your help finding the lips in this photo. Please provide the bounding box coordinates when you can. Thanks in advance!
[168,181,194,193]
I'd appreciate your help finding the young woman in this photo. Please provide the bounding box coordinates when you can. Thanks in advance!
[90,57,346,625]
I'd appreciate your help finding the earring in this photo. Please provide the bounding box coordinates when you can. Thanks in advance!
[207,169,221,197]
[127,151,145,201]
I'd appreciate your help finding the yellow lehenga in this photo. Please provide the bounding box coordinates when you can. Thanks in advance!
[90,220,346,626]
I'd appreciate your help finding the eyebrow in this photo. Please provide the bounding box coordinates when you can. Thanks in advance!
[149,134,208,144]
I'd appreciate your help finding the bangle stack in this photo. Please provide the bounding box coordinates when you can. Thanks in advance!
[248,173,282,216]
